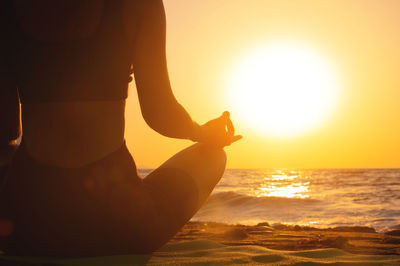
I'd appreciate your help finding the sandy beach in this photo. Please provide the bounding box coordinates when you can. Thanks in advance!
[2,0,400,264]
[2,221,400,265]
[171,221,400,255]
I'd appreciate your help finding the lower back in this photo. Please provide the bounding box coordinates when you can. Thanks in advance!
[21,100,126,168]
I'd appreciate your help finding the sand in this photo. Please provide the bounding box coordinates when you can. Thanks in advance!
[1,222,400,265]
[171,222,400,255]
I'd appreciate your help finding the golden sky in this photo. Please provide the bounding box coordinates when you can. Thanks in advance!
[125,0,400,169]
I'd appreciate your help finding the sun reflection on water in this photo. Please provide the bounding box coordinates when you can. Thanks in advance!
[254,170,310,198]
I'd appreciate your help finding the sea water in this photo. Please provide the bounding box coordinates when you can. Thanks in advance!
[139,169,400,232]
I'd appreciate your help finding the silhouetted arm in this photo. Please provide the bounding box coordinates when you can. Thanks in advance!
[0,56,20,147]
[0,54,20,165]
[130,0,199,140]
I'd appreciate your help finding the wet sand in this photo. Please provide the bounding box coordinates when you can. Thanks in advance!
[170,221,400,255]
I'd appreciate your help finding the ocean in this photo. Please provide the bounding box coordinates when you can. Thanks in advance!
[139,169,400,232]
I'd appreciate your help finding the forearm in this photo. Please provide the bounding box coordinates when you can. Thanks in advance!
[143,98,201,141]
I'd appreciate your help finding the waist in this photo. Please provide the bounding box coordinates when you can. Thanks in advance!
[21,100,126,168]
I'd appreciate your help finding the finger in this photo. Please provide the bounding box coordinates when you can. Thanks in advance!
[215,111,230,129]
[226,117,235,136]
[231,135,242,142]
[222,134,242,146]
[222,111,234,136]
[215,111,229,123]
[227,135,242,145]
[219,111,229,123]
[222,111,230,118]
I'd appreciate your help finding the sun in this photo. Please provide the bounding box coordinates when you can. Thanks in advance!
[227,42,339,137]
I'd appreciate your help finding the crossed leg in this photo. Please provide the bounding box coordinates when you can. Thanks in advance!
[0,143,226,256]
[121,143,227,253]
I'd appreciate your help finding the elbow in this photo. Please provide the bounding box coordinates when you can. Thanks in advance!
[141,108,187,139]
[142,110,171,137]
[140,97,178,137]
[0,128,21,146]
[140,96,191,139]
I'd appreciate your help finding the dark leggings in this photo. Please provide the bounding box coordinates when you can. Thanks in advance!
[0,141,226,257]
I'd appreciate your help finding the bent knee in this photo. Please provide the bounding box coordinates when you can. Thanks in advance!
[196,145,227,184]
[192,143,227,160]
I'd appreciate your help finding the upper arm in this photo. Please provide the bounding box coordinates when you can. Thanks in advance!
[0,56,21,146]
[124,0,176,121]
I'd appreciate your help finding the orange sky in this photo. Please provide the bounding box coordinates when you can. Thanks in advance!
[125,0,400,169]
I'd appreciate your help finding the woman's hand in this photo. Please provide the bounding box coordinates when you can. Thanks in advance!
[192,111,242,148]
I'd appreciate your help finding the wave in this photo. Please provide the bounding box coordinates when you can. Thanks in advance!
[190,169,400,231]
[206,191,320,207]
[192,191,323,226]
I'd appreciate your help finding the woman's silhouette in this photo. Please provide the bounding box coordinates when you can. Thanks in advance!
[0,0,241,257]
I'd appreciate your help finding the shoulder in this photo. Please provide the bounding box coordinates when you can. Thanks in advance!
[122,0,166,43]
[14,0,105,41]
[123,0,165,22]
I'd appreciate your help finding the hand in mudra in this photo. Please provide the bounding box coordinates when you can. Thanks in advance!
[194,111,242,148]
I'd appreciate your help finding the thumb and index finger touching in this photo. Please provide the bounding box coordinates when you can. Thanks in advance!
[221,111,243,145]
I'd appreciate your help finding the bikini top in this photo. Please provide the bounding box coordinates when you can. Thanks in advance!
[3,0,133,103]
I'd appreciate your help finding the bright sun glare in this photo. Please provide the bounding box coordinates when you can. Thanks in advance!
[228,42,339,137]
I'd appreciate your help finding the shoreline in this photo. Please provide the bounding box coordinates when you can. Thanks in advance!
[170,221,400,255]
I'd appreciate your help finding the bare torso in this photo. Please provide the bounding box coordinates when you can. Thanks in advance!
[15,0,138,168]
[22,101,125,168]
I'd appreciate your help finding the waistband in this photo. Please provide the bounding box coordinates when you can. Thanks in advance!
[4,139,140,190]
